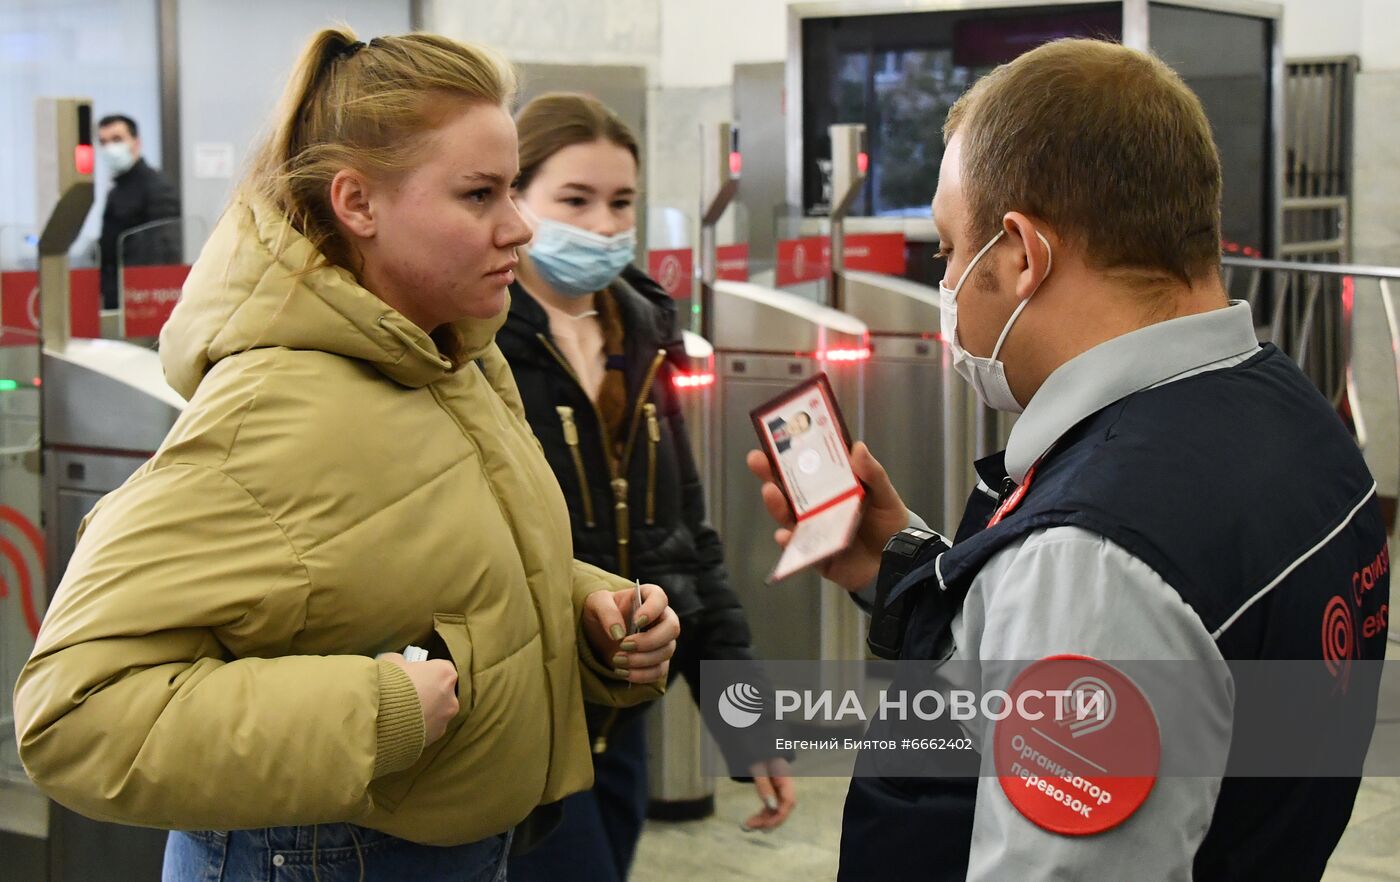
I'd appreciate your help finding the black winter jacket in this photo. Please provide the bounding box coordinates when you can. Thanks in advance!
[500,266,783,770]
[99,158,181,309]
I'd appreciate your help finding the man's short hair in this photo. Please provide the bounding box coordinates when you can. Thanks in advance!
[945,38,1221,286]
[98,114,139,138]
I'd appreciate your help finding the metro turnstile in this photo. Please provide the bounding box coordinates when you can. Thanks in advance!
[1,96,184,882]
[839,269,949,527]
[29,341,184,882]
[711,280,870,671]
[43,342,186,572]
[646,329,719,819]
[827,123,998,532]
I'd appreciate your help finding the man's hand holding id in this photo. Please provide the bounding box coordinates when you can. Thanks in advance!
[746,440,910,592]
[748,374,911,588]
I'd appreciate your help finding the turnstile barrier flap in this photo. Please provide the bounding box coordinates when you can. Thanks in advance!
[712,279,867,354]
[840,269,942,335]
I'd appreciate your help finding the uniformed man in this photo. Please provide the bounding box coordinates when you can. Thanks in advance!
[96,114,180,309]
[747,38,1389,881]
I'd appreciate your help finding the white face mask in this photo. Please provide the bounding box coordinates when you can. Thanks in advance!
[938,228,1052,414]
[101,141,136,176]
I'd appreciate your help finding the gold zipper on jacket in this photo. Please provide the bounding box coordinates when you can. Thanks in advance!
[538,334,619,478]
[619,350,668,468]
[612,478,630,579]
[538,334,630,576]
[644,403,660,525]
[555,406,596,527]
[537,337,668,582]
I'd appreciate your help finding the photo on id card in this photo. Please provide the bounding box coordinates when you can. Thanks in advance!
[751,373,864,582]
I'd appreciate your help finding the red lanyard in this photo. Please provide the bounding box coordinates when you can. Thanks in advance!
[987,461,1039,528]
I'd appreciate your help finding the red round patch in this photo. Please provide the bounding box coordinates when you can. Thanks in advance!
[992,655,1160,836]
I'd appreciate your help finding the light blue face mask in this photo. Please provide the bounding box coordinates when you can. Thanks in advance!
[526,218,637,298]
[101,141,136,175]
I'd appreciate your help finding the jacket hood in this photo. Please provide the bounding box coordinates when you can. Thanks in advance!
[161,198,507,399]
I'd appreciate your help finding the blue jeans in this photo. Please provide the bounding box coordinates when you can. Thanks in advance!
[508,715,648,882]
[163,823,512,882]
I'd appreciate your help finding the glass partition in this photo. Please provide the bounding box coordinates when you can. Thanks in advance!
[118,216,203,343]
[799,3,1121,217]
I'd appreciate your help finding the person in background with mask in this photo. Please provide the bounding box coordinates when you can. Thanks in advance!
[747,38,1387,881]
[96,113,181,309]
[16,32,678,881]
[499,93,795,882]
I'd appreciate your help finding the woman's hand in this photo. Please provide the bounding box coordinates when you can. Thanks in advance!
[582,583,679,684]
[742,757,797,832]
[378,652,459,746]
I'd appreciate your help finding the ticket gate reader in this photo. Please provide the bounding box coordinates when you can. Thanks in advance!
[694,121,874,668]
[711,280,870,668]
[839,270,951,526]
[0,97,184,882]
[827,123,982,532]
[43,344,186,571]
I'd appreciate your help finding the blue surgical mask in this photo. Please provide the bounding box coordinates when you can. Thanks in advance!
[526,218,636,298]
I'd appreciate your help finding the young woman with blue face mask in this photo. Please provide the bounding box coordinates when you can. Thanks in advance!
[499,93,796,881]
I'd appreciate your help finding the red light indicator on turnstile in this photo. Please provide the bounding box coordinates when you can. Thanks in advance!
[857,152,869,175]
[819,347,872,363]
[673,371,716,390]
[74,144,94,176]
[729,152,743,176]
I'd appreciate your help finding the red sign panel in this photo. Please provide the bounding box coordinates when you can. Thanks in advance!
[716,243,750,282]
[844,232,907,276]
[775,233,907,287]
[123,264,189,338]
[0,268,101,347]
[647,249,694,300]
[776,236,828,286]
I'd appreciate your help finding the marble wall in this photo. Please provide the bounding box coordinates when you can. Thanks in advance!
[1353,71,1400,266]
[645,85,736,247]
[421,0,660,66]
[177,0,412,242]
[1343,69,1400,499]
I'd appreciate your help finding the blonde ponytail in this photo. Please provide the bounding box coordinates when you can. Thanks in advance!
[242,27,516,271]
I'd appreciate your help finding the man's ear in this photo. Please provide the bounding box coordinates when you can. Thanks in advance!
[330,169,376,240]
[1002,211,1054,302]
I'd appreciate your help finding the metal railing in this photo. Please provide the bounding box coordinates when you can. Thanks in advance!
[1223,255,1400,489]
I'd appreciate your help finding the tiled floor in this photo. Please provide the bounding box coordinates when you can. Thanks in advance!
[632,775,847,882]
[1326,777,1400,881]
[633,642,1400,882]
[1324,638,1400,882]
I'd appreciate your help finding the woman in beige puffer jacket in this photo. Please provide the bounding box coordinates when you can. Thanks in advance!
[13,28,678,881]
